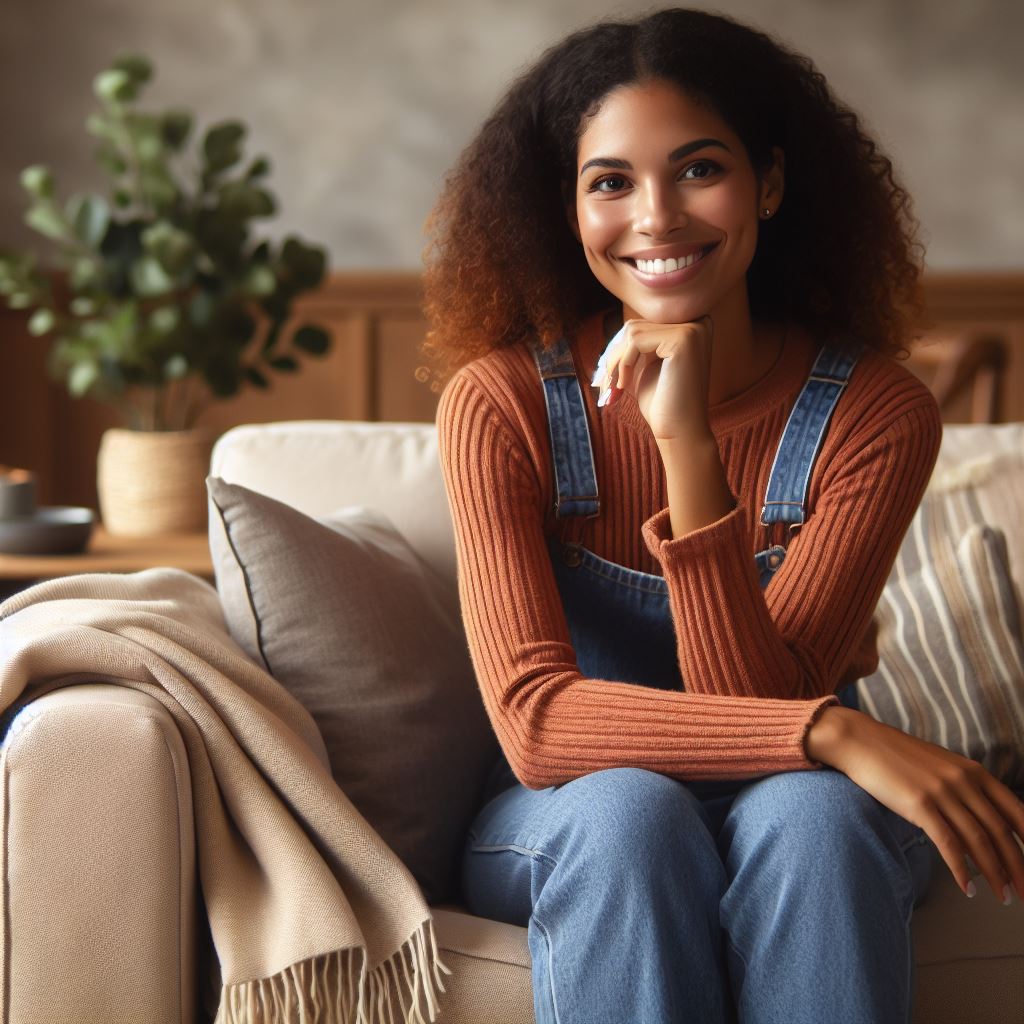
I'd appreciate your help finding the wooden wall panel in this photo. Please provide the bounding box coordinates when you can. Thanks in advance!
[1,271,1021,515]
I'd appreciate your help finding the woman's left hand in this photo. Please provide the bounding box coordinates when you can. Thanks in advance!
[594,315,715,442]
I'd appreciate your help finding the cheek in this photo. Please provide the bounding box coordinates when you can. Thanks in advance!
[576,200,623,256]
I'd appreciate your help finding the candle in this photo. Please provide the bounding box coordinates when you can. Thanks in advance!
[0,466,37,518]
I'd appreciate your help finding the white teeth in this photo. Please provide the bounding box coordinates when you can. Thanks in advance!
[633,247,709,274]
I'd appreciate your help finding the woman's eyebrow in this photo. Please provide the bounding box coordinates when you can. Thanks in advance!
[579,138,731,177]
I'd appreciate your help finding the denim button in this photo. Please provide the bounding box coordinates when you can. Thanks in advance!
[562,544,583,568]
[768,553,781,567]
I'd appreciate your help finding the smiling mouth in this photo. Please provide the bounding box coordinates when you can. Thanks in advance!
[622,244,719,275]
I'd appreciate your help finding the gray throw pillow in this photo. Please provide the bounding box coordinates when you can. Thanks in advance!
[206,476,497,905]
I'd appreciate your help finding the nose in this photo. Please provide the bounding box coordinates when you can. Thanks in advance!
[632,180,688,237]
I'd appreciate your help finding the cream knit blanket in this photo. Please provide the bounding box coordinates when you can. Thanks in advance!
[0,568,452,1023]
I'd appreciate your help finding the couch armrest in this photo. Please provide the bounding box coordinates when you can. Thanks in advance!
[1,684,197,1023]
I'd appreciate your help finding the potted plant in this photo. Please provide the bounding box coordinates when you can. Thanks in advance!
[0,53,332,535]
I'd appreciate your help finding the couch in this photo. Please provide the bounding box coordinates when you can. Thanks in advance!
[1,419,1022,1024]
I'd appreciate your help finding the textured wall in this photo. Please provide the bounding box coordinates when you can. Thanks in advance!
[1,0,1020,269]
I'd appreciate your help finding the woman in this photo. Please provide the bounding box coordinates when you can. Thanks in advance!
[423,9,1024,1023]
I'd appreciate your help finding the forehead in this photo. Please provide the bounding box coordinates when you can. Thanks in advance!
[577,80,736,163]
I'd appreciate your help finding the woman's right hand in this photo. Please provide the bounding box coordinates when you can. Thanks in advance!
[807,705,1024,903]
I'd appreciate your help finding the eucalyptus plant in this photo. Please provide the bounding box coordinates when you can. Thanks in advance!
[0,53,332,431]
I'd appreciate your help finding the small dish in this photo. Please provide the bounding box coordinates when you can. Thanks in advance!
[0,507,96,555]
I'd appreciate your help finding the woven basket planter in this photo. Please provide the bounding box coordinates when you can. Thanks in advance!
[97,427,215,536]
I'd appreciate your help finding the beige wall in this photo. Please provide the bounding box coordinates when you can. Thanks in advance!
[0,0,1021,271]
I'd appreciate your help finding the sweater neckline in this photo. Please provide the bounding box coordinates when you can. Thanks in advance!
[577,310,818,435]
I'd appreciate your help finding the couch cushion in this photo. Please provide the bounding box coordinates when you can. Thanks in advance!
[857,522,1024,787]
[427,907,533,1024]
[206,477,497,904]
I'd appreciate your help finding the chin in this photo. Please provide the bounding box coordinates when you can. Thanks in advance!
[624,293,712,326]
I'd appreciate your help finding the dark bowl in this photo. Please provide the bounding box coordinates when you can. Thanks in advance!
[0,507,96,555]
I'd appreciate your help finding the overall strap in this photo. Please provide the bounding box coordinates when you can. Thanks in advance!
[528,336,601,518]
[760,342,863,530]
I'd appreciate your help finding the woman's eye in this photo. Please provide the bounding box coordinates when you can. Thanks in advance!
[681,160,722,180]
[590,175,629,193]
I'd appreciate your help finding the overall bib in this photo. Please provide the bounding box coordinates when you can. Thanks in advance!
[461,329,935,1024]
[479,330,862,811]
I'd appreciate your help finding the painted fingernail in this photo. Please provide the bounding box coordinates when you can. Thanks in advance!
[966,880,977,898]
[597,387,610,407]
[1003,884,1013,906]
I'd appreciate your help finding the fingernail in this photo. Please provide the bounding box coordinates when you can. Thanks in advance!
[597,387,610,407]
[966,880,977,898]
[1003,884,1013,906]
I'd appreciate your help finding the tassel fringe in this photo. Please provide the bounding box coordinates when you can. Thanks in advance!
[215,917,453,1024]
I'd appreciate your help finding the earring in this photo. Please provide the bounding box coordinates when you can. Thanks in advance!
[761,207,772,218]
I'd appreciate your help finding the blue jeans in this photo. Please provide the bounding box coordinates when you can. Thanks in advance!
[461,766,935,1024]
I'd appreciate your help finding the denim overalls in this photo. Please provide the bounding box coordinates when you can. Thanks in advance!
[479,327,863,807]
[462,328,935,1024]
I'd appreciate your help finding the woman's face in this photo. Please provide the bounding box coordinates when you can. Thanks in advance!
[570,78,783,326]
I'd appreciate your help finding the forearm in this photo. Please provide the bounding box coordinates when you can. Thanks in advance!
[656,433,737,539]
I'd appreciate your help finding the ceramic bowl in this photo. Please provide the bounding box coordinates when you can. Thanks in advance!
[0,507,95,555]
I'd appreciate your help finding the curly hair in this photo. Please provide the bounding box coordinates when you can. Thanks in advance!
[421,7,929,381]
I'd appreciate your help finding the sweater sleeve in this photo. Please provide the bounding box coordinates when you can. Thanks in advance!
[437,366,840,791]
[640,395,943,702]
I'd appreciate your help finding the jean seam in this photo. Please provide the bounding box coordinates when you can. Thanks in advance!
[532,911,563,1024]
[469,842,559,868]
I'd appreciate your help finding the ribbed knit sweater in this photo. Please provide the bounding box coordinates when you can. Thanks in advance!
[436,311,943,790]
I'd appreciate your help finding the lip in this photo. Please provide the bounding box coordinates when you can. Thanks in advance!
[620,242,719,288]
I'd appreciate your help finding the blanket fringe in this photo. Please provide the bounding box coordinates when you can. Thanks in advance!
[215,917,454,1024]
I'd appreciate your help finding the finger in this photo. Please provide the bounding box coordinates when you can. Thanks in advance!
[939,786,1015,903]
[979,776,1024,901]
[916,800,977,898]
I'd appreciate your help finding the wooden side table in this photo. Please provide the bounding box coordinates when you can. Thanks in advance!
[0,524,213,602]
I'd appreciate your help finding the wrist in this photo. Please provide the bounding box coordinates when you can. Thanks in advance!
[805,704,865,768]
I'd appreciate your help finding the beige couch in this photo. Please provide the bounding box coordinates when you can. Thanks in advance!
[1,419,1022,1024]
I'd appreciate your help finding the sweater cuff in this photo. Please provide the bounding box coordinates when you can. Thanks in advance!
[641,501,747,564]
[801,695,842,769]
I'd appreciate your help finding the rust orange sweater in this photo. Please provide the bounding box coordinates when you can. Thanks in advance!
[436,312,943,790]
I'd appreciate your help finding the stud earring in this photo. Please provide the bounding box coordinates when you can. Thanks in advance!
[761,207,772,218]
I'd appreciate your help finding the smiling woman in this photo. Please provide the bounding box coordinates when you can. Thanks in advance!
[422,8,1024,1024]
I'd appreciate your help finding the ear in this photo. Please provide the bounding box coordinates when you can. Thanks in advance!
[562,180,582,243]
[759,146,785,215]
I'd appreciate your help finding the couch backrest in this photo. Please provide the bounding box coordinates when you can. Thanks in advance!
[210,419,1024,595]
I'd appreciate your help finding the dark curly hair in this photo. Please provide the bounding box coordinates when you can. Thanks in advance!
[421,7,930,380]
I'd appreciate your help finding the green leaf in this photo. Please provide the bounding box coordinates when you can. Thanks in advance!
[268,355,298,372]
[202,121,246,174]
[111,53,153,86]
[217,181,275,220]
[70,296,98,316]
[245,156,271,179]
[8,292,32,309]
[241,264,276,297]
[66,194,110,248]
[292,324,330,355]
[28,308,56,336]
[113,189,132,208]
[94,141,129,177]
[162,110,192,149]
[94,68,136,104]
[141,220,195,275]
[244,367,269,389]
[68,361,100,397]
[70,258,101,290]
[163,353,189,379]
[129,255,175,296]
[25,203,68,241]
[149,305,180,334]
[280,237,326,289]
[20,165,54,199]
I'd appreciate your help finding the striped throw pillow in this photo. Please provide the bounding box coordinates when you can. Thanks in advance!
[856,520,1024,788]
